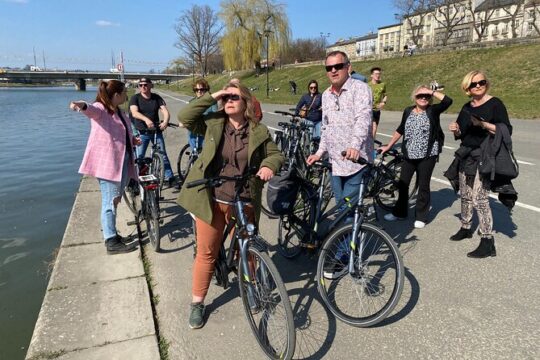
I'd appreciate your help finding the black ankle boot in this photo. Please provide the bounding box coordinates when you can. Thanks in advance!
[467,237,496,258]
[450,227,473,241]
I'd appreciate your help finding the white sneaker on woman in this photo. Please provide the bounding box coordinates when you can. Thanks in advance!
[384,213,405,222]
[414,220,426,229]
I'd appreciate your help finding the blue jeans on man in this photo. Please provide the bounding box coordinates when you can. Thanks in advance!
[331,167,366,211]
[136,132,174,180]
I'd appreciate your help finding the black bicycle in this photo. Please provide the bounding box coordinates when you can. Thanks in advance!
[316,153,404,327]
[123,157,161,252]
[176,135,201,190]
[186,170,296,359]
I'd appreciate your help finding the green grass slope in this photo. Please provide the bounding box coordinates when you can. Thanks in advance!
[165,43,540,119]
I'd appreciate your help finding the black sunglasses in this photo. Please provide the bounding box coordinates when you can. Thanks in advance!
[309,86,318,89]
[194,88,208,92]
[469,79,487,89]
[415,93,432,100]
[222,94,241,102]
[325,62,347,72]
[139,83,149,87]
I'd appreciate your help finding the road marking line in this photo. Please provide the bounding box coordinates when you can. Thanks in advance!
[156,91,189,103]
[431,176,540,213]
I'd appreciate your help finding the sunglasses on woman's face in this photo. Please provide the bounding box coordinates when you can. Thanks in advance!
[309,86,317,90]
[468,79,487,89]
[415,93,432,100]
[194,88,208,93]
[222,94,241,102]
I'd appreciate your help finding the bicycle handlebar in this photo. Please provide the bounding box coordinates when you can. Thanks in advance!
[274,110,295,117]
[340,151,369,165]
[186,167,259,189]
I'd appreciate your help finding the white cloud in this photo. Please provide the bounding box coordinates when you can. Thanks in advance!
[4,0,29,4]
[95,20,120,27]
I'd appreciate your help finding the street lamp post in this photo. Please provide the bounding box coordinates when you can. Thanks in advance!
[264,29,272,98]
[320,32,330,51]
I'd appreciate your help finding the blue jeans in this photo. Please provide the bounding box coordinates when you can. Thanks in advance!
[188,130,204,150]
[98,154,129,241]
[302,120,321,140]
[137,132,174,179]
[331,168,366,209]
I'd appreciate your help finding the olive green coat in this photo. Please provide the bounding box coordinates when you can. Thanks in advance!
[177,93,284,225]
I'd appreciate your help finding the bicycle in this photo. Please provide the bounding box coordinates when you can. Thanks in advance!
[140,122,179,194]
[123,155,162,252]
[186,170,296,359]
[372,140,418,211]
[316,152,404,327]
[176,135,202,191]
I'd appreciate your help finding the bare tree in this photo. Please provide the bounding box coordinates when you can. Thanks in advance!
[174,5,223,76]
[220,0,290,70]
[499,0,526,38]
[431,0,468,46]
[394,0,432,47]
[528,0,540,36]
[467,0,495,42]
[281,38,326,64]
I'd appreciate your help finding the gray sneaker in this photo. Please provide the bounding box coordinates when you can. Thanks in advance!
[189,302,205,329]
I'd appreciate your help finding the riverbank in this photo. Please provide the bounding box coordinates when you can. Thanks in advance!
[25,176,159,360]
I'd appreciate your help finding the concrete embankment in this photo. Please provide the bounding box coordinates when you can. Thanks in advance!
[25,176,159,360]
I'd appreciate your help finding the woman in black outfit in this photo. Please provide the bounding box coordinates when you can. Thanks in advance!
[448,70,512,258]
[294,80,322,140]
[380,85,452,229]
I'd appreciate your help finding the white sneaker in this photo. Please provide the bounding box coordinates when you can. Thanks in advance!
[384,213,405,222]
[414,220,426,229]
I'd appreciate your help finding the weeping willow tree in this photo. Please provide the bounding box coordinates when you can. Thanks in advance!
[220,0,290,70]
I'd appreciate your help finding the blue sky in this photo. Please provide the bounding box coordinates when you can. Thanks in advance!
[0,0,399,71]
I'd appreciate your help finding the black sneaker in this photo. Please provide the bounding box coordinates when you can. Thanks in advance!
[106,237,137,255]
[189,302,205,329]
[166,176,175,188]
[115,234,133,245]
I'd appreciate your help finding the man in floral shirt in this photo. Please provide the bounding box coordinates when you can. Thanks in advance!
[307,50,373,209]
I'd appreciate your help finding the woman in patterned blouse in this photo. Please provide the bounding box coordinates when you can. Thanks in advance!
[379,85,452,228]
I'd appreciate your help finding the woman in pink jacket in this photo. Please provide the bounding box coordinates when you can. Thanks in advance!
[70,80,140,254]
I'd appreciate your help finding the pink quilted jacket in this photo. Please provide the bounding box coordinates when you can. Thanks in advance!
[78,102,137,182]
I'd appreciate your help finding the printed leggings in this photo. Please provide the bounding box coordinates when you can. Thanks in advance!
[458,170,493,237]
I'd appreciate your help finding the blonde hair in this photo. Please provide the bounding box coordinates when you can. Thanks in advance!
[410,84,432,103]
[222,83,257,125]
[461,70,490,96]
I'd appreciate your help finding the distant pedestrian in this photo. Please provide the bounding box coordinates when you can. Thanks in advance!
[294,79,322,140]
[380,85,452,229]
[289,80,297,95]
[129,77,175,186]
[448,71,512,258]
[69,80,140,255]
[368,67,387,138]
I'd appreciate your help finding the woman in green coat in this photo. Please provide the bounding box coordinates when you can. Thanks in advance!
[177,83,283,329]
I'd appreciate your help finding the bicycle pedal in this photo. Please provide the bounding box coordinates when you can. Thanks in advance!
[159,196,164,201]
[127,220,139,226]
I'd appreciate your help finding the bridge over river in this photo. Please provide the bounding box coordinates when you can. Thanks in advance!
[0,70,189,90]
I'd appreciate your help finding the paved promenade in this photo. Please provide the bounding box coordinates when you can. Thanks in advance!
[27,89,540,359]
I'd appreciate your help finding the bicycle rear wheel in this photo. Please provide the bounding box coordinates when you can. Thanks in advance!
[238,245,295,360]
[375,158,418,211]
[151,151,165,191]
[277,187,312,259]
[123,181,139,216]
[176,143,191,188]
[144,189,161,252]
[317,222,404,327]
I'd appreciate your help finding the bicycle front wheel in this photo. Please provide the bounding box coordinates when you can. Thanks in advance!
[317,222,404,327]
[277,187,312,259]
[145,189,161,252]
[151,151,165,191]
[176,143,191,188]
[238,245,296,360]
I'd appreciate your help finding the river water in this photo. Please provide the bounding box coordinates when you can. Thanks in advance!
[0,87,95,359]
